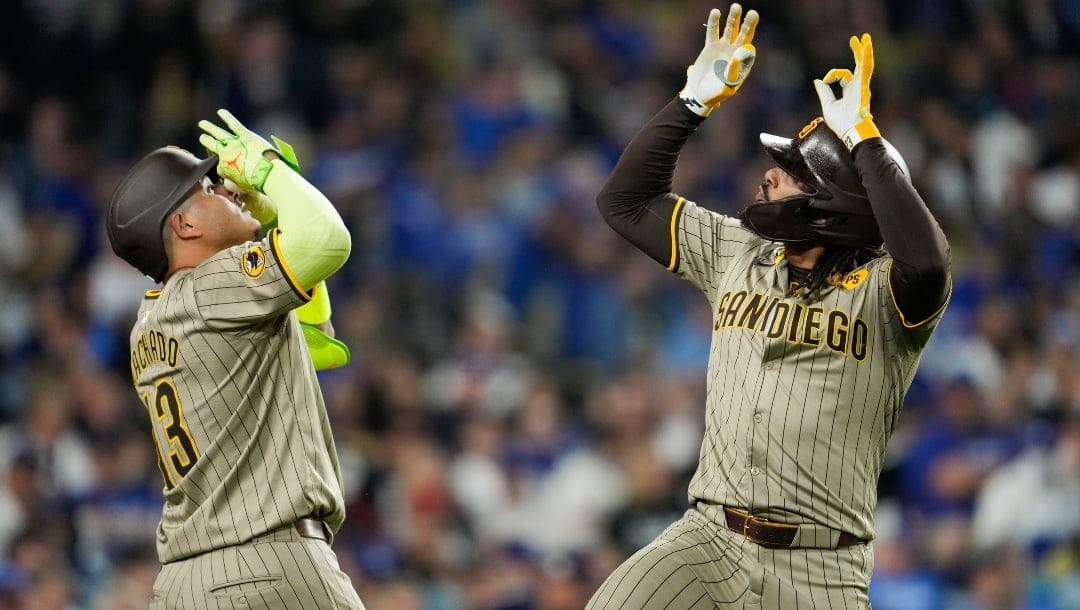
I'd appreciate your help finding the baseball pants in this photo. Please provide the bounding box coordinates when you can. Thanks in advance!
[586,508,874,609]
[150,525,364,609]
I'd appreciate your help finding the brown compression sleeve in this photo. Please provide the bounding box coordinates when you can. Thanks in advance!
[853,139,951,326]
[597,97,706,267]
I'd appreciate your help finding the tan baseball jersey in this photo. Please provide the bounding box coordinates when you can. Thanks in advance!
[128,228,345,564]
[672,199,943,541]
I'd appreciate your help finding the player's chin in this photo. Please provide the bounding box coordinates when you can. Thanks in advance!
[244,217,262,238]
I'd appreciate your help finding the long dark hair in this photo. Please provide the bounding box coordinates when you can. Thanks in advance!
[795,245,883,301]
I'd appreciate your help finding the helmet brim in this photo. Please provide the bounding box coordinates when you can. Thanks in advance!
[760,133,817,187]
[180,155,220,200]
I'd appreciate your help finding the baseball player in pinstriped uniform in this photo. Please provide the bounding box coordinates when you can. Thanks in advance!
[106,109,364,608]
[588,5,950,608]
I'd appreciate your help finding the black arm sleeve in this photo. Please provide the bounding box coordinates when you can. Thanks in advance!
[597,98,706,267]
[853,139,951,326]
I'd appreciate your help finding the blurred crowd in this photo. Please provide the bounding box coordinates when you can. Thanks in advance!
[0,0,1078,608]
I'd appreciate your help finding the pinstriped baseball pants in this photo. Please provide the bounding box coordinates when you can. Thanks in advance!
[587,508,874,609]
[150,526,364,609]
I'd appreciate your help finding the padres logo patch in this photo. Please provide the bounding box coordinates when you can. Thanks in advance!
[241,245,266,279]
[840,269,868,290]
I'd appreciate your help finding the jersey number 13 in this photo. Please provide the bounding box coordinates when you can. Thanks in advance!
[142,379,200,490]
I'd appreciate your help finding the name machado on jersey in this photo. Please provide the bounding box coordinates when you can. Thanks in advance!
[131,327,180,379]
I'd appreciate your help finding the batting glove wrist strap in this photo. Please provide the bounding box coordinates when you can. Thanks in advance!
[813,34,881,151]
[270,135,301,173]
[679,4,759,117]
[840,120,881,151]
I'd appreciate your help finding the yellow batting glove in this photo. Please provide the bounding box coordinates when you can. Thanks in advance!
[813,33,881,150]
[678,4,760,117]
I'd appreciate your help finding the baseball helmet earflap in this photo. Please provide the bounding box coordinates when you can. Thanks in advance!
[107,147,218,282]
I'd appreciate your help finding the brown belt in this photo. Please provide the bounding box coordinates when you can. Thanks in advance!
[723,506,862,549]
[293,517,330,543]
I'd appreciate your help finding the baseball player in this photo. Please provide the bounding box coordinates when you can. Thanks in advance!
[107,109,364,609]
[587,5,950,608]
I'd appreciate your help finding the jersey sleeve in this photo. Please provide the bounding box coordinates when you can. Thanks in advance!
[191,228,312,330]
[853,139,951,327]
[867,256,946,354]
[675,199,761,300]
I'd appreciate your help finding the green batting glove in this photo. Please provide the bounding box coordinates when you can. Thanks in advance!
[197,109,298,192]
[301,323,351,371]
[297,282,349,371]
[678,4,760,117]
[220,131,303,231]
[813,33,882,151]
[223,178,278,230]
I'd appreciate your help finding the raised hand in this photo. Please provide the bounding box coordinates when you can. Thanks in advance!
[813,33,881,150]
[198,109,297,193]
[678,4,760,117]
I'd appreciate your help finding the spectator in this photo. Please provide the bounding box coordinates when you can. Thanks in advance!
[971,409,1080,552]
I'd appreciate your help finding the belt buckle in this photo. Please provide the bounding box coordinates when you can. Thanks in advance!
[742,514,765,543]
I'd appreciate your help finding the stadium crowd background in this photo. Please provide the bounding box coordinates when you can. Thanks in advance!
[0,0,1078,608]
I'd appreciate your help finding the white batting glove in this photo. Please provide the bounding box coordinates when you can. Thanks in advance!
[678,4,760,117]
[813,33,882,150]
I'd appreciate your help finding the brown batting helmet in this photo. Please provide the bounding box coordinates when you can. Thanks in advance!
[744,117,909,249]
[107,147,218,281]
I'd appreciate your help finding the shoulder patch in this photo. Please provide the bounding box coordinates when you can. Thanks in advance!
[145,289,162,299]
[840,269,869,290]
[241,244,266,279]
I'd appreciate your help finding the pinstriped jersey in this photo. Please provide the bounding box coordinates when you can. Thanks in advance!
[128,228,345,563]
[673,199,942,541]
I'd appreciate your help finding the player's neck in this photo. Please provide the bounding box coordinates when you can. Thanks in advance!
[163,243,216,282]
[784,243,826,270]
[162,266,194,282]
